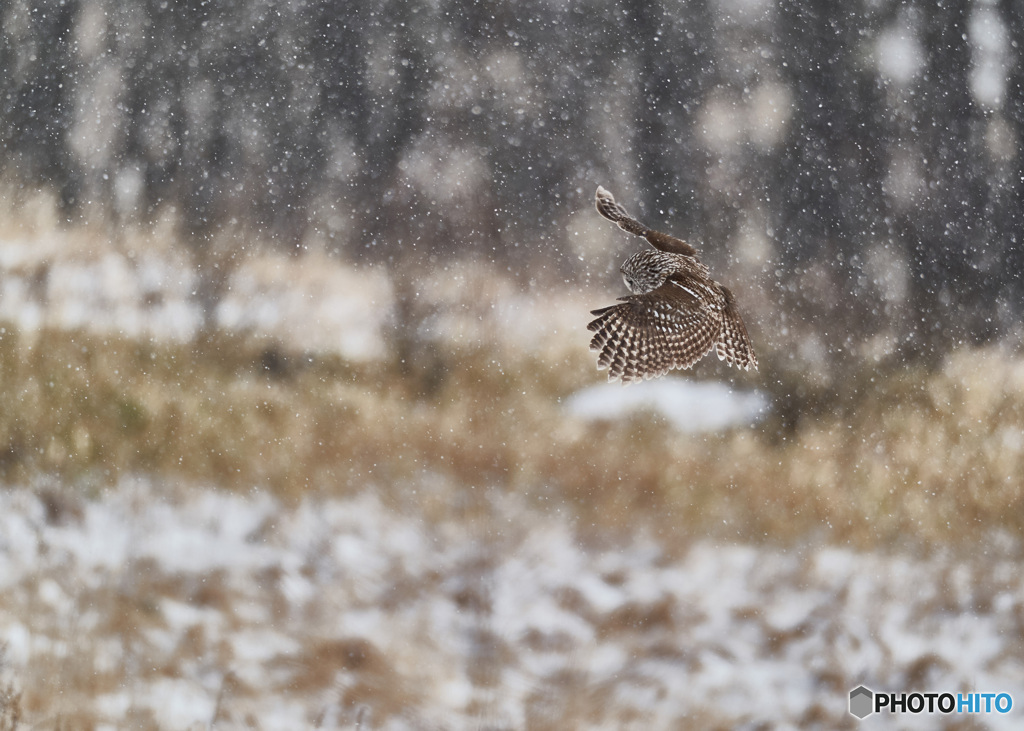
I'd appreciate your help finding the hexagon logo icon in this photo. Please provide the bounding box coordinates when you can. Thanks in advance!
[850,686,874,719]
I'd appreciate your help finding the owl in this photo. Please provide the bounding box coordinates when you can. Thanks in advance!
[588,186,757,383]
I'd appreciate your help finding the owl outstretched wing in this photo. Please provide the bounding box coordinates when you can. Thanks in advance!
[595,186,699,258]
[587,282,721,383]
[715,287,758,371]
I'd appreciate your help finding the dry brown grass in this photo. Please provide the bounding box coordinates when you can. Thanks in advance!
[1,311,1022,550]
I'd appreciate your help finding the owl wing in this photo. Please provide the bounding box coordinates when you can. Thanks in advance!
[714,286,758,371]
[595,186,699,258]
[587,282,722,383]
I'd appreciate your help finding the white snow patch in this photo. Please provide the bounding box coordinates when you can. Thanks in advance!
[0,238,393,361]
[566,377,770,432]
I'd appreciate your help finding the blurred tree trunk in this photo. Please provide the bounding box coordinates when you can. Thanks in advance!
[997,0,1024,313]
[0,0,81,212]
[905,0,991,352]
[346,0,431,260]
[772,0,891,376]
[775,1,890,265]
[625,0,713,239]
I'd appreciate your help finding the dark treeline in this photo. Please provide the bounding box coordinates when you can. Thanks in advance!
[2,0,1024,374]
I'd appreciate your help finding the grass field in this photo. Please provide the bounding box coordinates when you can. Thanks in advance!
[1,316,1022,551]
[1,221,1024,727]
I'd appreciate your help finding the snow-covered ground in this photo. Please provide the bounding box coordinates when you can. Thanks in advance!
[0,237,588,364]
[0,478,1021,729]
[0,238,394,361]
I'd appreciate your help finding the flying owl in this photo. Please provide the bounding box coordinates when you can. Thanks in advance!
[588,186,757,383]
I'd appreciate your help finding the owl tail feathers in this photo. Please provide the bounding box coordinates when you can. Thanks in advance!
[595,186,649,237]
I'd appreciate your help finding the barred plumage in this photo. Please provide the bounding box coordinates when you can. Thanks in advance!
[588,186,757,383]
